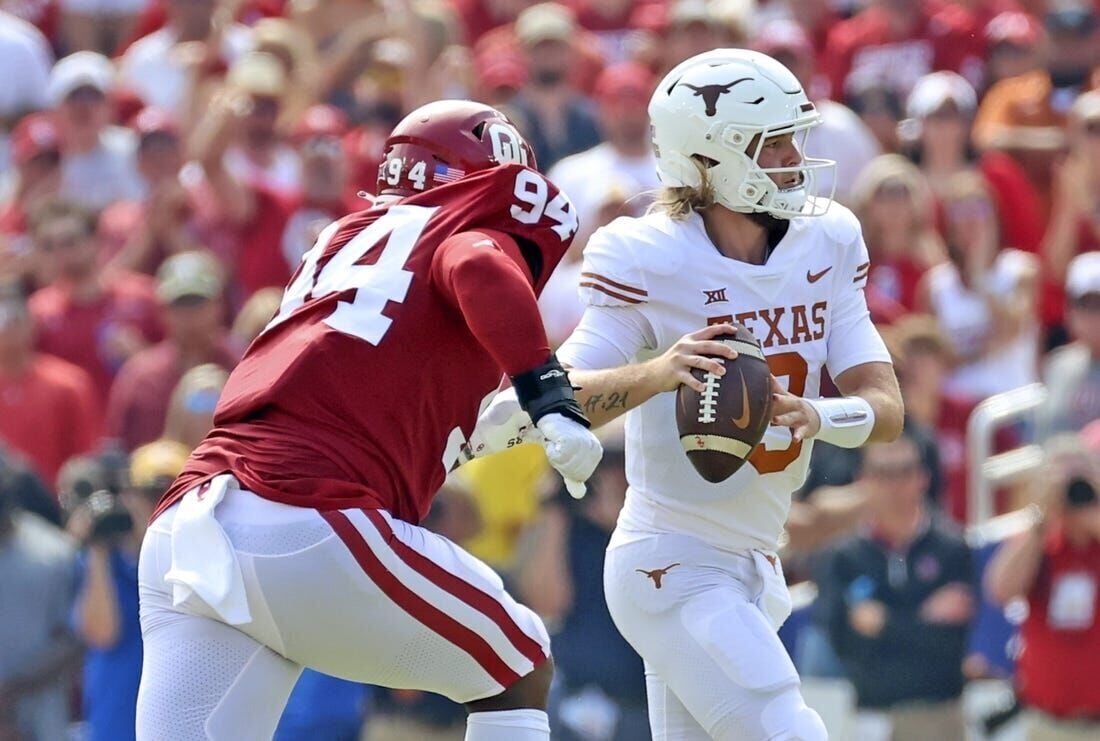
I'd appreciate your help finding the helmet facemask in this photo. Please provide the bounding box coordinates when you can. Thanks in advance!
[706,119,835,218]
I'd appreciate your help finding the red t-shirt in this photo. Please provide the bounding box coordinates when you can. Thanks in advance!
[156,165,576,524]
[104,338,240,452]
[1018,529,1100,718]
[232,185,295,302]
[934,394,1017,523]
[0,353,100,485]
[823,1,983,101]
[867,255,927,313]
[29,273,165,401]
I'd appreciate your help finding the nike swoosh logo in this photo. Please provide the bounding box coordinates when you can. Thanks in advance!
[732,370,751,429]
[807,267,832,283]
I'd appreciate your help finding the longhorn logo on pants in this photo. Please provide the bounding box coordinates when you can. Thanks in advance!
[637,563,681,589]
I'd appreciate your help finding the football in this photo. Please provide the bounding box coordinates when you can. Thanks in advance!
[675,324,773,483]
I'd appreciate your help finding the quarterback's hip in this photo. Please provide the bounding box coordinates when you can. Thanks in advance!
[604,531,792,630]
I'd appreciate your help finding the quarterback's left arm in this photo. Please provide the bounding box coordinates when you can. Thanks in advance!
[772,216,903,445]
[770,361,902,445]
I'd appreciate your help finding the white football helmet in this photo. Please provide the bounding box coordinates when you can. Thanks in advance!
[649,49,836,218]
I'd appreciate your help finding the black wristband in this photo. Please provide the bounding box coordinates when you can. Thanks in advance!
[510,354,590,427]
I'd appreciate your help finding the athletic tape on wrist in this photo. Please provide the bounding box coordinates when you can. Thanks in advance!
[804,396,875,448]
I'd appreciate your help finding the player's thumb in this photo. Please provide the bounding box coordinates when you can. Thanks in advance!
[565,479,587,499]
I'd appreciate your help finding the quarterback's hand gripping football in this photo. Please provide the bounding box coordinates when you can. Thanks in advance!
[510,354,602,498]
[651,323,739,393]
[769,375,821,443]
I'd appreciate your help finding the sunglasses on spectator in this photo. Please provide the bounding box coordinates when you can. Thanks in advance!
[865,461,923,480]
[1072,293,1100,311]
[1084,121,1100,137]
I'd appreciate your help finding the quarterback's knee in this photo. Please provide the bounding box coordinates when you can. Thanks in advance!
[466,654,554,713]
[761,692,827,741]
[710,683,827,741]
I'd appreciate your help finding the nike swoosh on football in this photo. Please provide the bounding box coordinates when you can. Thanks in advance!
[806,267,832,283]
[732,370,751,429]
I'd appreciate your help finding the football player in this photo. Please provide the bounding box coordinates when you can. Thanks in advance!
[134,101,602,741]
[476,50,905,739]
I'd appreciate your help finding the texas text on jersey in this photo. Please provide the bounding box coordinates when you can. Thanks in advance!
[154,163,578,524]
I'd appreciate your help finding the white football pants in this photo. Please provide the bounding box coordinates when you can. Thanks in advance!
[603,532,827,741]
[136,479,550,740]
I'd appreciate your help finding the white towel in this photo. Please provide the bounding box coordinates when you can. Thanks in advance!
[164,475,252,626]
[751,549,793,631]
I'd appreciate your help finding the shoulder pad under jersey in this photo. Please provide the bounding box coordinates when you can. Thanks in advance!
[808,199,862,249]
[403,164,579,287]
[578,216,653,308]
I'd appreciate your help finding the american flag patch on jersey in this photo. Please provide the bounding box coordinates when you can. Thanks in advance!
[434,164,465,183]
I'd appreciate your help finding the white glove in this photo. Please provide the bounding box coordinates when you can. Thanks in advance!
[535,413,603,499]
[460,388,536,464]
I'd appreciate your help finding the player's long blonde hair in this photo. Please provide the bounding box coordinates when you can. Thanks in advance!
[648,157,718,220]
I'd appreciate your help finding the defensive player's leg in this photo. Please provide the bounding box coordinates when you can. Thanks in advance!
[229,499,553,740]
[136,524,302,741]
[604,540,826,741]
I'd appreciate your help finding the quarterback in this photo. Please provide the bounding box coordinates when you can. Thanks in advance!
[134,101,602,741]
[566,49,903,740]
[480,49,903,739]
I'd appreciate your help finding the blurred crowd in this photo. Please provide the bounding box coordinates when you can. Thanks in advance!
[1,0,1100,739]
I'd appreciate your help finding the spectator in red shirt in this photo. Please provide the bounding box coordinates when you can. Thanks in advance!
[983,11,1044,89]
[279,105,360,268]
[902,71,1045,255]
[191,80,294,302]
[887,313,1019,523]
[825,0,984,105]
[986,435,1100,739]
[98,107,236,278]
[852,154,945,311]
[28,200,163,401]
[1,112,63,292]
[0,284,100,486]
[105,250,237,452]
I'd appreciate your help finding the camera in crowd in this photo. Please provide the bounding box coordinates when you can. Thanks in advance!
[58,440,189,545]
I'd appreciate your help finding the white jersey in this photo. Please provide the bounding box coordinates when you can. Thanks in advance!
[558,201,891,552]
[927,249,1039,399]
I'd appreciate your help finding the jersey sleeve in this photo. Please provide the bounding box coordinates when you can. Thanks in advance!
[825,211,892,379]
[430,228,551,376]
[577,221,650,308]
[557,304,656,370]
[560,223,656,369]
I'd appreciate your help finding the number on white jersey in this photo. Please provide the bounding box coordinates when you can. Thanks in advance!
[264,205,438,344]
[511,169,578,241]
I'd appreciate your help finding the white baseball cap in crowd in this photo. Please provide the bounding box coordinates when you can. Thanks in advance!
[48,51,115,106]
[1066,252,1100,300]
[905,71,978,120]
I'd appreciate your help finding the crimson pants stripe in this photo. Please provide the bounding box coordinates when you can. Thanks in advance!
[362,509,546,666]
[320,510,521,688]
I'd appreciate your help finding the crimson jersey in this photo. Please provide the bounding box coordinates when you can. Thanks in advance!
[156,164,577,524]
